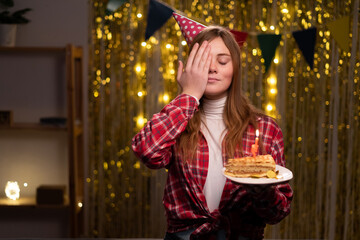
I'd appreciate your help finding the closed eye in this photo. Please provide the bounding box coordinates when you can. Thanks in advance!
[218,55,231,65]
[219,61,229,65]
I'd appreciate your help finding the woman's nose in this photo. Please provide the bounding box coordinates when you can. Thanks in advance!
[209,60,217,73]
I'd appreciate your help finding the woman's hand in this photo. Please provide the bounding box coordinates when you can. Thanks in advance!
[177,41,211,100]
[243,184,276,198]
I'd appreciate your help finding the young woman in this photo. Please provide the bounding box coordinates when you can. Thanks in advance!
[132,26,293,240]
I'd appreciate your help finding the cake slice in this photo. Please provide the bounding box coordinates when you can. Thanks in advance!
[224,154,276,178]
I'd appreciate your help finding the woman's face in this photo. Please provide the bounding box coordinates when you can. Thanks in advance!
[203,36,233,100]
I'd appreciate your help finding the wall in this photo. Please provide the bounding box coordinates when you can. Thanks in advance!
[0,0,88,237]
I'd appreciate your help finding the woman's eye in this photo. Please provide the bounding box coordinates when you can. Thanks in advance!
[219,61,227,65]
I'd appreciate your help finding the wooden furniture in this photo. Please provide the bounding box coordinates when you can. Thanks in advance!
[0,45,84,237]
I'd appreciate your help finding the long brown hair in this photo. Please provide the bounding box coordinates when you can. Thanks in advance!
[177,26,263,160]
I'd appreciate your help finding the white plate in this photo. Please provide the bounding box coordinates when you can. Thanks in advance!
[223,165,293,185]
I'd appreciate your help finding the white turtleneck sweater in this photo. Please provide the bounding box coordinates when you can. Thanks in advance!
[201,96,227,212]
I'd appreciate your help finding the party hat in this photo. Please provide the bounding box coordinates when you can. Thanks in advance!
[173,12,206,45]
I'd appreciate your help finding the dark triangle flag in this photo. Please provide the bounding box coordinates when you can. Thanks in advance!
[257,34,282,73]
[229,29,248,47]
[292,27,317,69]
[145,0,174,41]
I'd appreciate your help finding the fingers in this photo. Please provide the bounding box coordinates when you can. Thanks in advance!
[186,42,199,69]
[186,41,211,71]
[191,41,210,69]
[203,49,212,71]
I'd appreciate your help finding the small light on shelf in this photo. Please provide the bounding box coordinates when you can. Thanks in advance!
[5,181,20,200]
[77,201,83,208]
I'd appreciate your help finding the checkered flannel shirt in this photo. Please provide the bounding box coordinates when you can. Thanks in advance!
[132,94,293,240]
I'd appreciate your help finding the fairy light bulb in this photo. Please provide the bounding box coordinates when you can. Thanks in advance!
[268,76,277,85]
[270,88,277,94]
[163,93,170,103]
[136,115,147,128]
[281,8,289,14]
[266,104,274,112]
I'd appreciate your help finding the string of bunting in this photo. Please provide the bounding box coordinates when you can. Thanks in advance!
[106,0,352,73]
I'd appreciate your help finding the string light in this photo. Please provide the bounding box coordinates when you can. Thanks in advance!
[266,104,274,111]
[137,91,144,97]
[135,115,147,129]
[162,93,170,103]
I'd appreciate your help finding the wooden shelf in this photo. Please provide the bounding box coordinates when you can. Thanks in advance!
[0,46,66,53]
[0,44,84,236]
[0,197,69,208]
[0,122,67,131]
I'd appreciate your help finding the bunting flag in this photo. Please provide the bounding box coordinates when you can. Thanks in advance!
[139,0,352,72]
[257,34,282,73]
[326,15,350,52]
[229,29,248,47]
[106,0,127,15]
[145,0,174,41]
[292,27,317,69]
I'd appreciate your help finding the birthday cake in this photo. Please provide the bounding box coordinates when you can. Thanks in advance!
[224,154,276,178]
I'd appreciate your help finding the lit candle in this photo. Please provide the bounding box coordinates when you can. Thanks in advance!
[255,129,259,146]
[251,129,259,157]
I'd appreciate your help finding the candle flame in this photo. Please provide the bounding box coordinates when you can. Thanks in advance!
[256,129,259,137]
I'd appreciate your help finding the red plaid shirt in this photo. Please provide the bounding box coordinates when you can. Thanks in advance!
[132,94,293,240]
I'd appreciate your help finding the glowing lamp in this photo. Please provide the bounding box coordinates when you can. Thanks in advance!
[5,181,20,200]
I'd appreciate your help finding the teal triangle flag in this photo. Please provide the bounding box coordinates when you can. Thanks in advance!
[257,34,282,73]
[292,27,317,69]
[145,0,174,40]
[106,0,127,15]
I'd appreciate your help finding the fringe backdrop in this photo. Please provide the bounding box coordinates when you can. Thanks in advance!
[87,0,360,239]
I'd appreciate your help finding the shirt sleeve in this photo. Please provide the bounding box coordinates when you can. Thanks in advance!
[250,182,293,225]
[249,117,293,224]
[131,94,198,169]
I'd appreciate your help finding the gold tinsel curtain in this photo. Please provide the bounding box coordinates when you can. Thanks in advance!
[87,0,360,239]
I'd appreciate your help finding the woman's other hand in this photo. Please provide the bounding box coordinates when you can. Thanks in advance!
[177,41,211,100]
